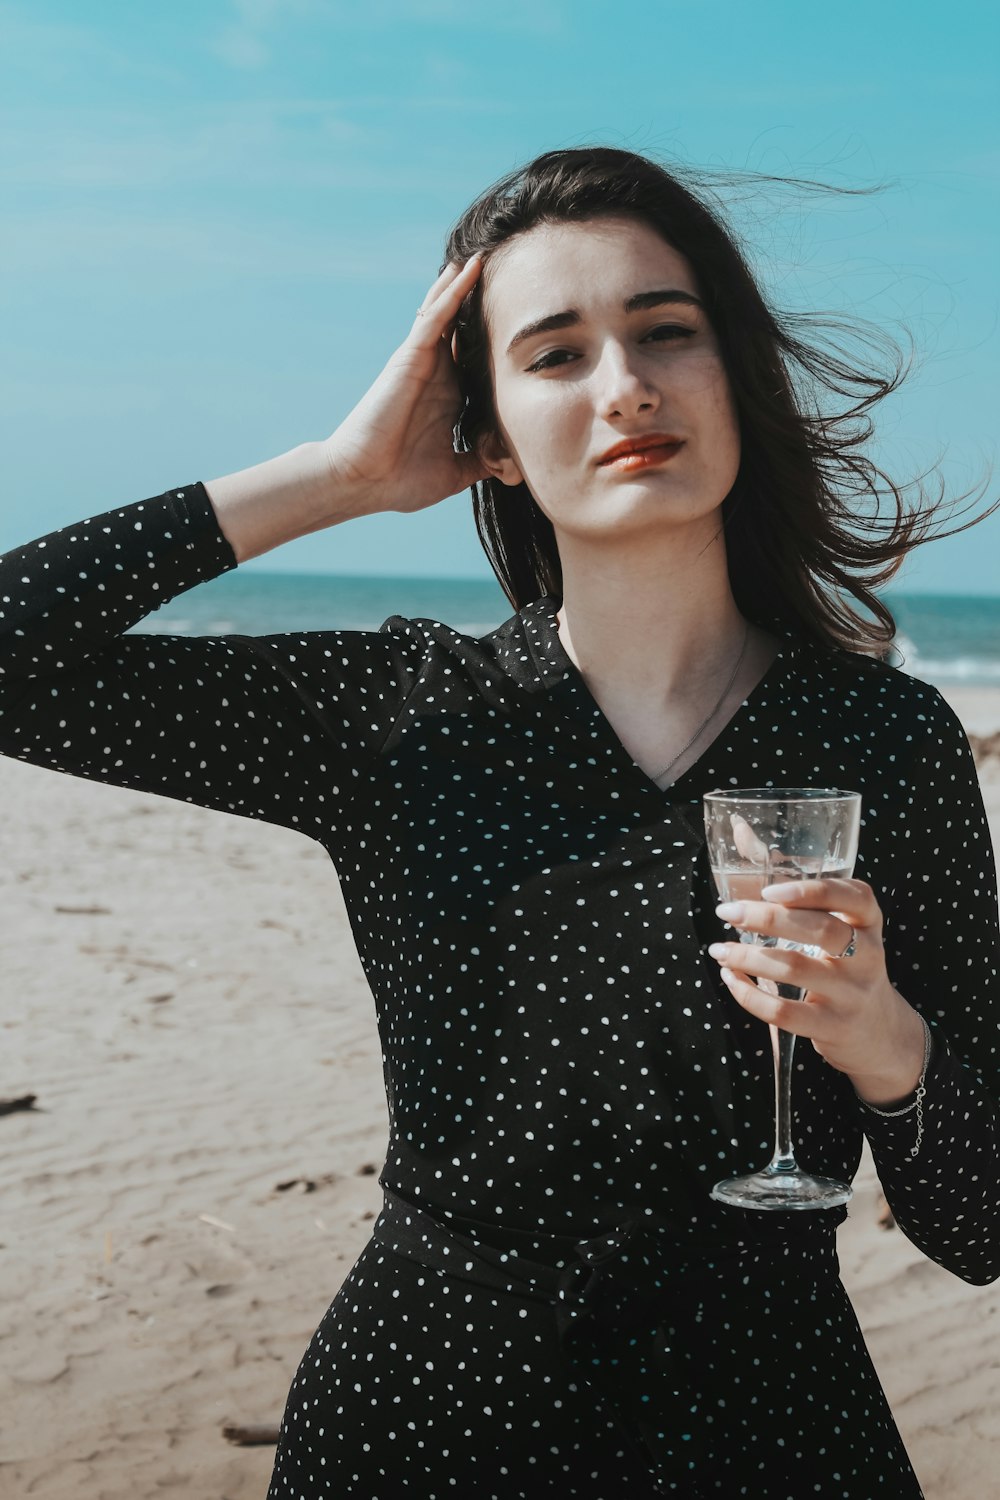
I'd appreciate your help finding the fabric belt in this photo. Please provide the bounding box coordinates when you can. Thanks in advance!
[372,1185,842,1497]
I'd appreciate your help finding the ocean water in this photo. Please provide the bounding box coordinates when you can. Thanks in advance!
[129,571,512,642]
[888,595,1000,686]
[129,570,1000,688]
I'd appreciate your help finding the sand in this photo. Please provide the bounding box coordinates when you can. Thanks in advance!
[2,684,999,1500]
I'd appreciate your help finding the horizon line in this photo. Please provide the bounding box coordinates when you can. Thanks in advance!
[231,566,1000,601]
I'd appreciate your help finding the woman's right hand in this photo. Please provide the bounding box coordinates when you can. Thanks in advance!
[324,255,492,516]
[206,256,490,563]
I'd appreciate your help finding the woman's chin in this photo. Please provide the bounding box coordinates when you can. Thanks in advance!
[550,489,724,539]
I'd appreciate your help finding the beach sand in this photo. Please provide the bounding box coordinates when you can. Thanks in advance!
[2,684,999,1499]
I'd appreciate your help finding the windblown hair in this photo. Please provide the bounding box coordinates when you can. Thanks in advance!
[444,147,995,655]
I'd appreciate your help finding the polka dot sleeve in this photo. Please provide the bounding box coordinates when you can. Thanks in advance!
[867,688,1000,1285]
[0,484,424,840]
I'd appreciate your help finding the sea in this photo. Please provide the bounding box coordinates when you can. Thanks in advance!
[128,572,1000,689]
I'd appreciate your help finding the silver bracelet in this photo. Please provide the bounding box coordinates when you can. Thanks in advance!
[855,1015,933,1160]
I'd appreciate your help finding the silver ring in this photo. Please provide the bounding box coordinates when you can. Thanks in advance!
[415,307,425,317]
[836,925,857,959]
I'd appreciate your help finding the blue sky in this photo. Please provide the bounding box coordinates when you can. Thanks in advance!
[1,0,997,591]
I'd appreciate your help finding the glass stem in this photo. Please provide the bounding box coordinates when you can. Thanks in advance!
[769,1013,799,1173]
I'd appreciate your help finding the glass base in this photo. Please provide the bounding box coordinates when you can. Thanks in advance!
[711,1166,852,1212]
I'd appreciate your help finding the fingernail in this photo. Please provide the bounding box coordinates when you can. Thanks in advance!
[719,967,735,985]
[760,884,793,900]
[715,902,744,921]
[708,943,729,959]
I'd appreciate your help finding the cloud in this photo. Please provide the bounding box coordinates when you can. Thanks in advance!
[232,0,324,22]
[215,0,566,37]
[0,87,514,201]
[367,0,565,33]
[0,99,375,191]
[0,207,444,282]
[211,26,271,70]
[208,0,560,76]
[209,0,324,71]
[0,2,185,90]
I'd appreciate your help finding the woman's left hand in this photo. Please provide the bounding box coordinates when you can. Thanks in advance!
[707,878,927,1105]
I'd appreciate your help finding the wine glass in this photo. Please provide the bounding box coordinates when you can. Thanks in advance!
[703,788,862,1211]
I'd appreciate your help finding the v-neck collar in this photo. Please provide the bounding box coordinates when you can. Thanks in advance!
[519,594,801,800]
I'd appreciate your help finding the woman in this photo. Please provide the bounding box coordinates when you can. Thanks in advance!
[1,148,998,1498]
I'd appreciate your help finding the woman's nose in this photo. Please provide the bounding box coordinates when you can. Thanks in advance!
[595,342,660,418]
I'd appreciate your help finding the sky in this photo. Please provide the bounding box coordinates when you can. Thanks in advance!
[1,0,997,592]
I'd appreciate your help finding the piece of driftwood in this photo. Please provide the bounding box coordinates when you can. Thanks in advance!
[876,1190,896,1230]
[222,1422,281,1447]
[0,1094,37,1116]
[970,733,1000,766]
[198,1212,236,1233]
[274,1171,337,1194]
[54,904,111,915]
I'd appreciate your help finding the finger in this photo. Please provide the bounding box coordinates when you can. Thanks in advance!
[718,966,821,1036]
[731,812,769,864]
[414,255,482,333]
[758,877,882,929]
[709,940,822,991]
[421,254,478,302]
[714,899,855,956]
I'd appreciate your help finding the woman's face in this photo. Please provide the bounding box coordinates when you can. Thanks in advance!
[479,215,741,548]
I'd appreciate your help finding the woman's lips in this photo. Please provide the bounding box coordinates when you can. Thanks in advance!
[599,441,683,470]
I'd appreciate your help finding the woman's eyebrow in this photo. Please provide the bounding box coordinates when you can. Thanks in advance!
[505,289,704,357]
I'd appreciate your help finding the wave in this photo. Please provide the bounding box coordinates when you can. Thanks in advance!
[126,583,1000,689]
[890,633,1000,686]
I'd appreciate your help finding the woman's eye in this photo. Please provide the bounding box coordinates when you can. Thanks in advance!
[645,324,697,343]
[525,325,697,373]
[525,349,575,373]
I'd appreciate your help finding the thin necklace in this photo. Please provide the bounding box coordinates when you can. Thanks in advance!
[650,621,750,785]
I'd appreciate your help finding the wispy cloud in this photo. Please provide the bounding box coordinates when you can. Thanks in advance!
[0,2,186,90]
[0,99,379,192]
[205,0,564,73]
[208,0,326,70]
[364,0,566,34]
[0,86,515,196]
[0,207,444,282]
[211,26,271,70]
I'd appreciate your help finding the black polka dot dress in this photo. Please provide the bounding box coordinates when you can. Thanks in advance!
[2,484,999,1498]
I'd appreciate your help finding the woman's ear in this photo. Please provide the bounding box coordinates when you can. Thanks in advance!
[476,429,524,487]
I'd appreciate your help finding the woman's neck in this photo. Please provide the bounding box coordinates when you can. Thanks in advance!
[555,526,748,706]
[552,525,780,783]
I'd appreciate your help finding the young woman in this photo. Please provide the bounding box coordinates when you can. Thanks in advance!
[2,148,998,1498]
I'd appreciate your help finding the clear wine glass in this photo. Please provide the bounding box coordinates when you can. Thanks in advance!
[703,788,862,1211]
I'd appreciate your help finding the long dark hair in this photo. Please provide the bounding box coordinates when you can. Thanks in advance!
[444,147,995,654]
